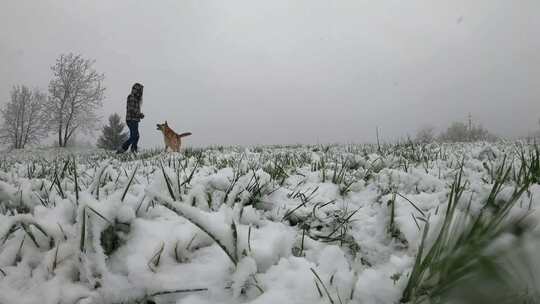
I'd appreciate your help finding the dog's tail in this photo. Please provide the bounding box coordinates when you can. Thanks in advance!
[178,132,192,138]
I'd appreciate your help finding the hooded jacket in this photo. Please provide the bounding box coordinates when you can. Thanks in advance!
[126,83,144,122]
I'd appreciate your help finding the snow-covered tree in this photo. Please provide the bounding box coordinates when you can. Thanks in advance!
[439,122,469,142]
[439,121,497,142]
[45,53,105,147]
[0,85,49,149]
[416,125,436,144]
[97,113,128,150]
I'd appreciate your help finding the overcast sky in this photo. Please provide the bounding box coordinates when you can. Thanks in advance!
[1,0,539,147]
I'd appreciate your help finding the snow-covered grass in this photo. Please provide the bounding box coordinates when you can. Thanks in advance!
[0,142,539,304]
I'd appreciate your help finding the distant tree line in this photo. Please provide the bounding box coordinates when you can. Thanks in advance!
[416,118,498,144]
[0,53,106,149]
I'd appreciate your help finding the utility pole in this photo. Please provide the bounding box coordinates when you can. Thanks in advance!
[468,113,473,142]
[376,126,381,153]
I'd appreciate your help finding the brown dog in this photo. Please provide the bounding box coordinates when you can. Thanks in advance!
[156,121,192,152]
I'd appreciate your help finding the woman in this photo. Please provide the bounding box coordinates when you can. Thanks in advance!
[118,83,144,153]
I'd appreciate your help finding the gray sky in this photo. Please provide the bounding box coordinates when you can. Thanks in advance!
[1,0,539,147]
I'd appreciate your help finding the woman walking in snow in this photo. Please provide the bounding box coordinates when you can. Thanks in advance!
[118,83,145,153]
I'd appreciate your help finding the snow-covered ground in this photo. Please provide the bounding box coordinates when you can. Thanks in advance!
[0,143,538,304]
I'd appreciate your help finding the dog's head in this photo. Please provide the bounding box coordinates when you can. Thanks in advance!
[156,121,168,131]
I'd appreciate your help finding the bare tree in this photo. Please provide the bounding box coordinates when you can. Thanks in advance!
[416,125,436,144]
[45,53,105,147]
[0,85,49,149]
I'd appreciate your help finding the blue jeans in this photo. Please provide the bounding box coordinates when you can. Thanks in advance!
[121,120,139,152]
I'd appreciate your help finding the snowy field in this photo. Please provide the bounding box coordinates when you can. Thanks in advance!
[0,143,539,304]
